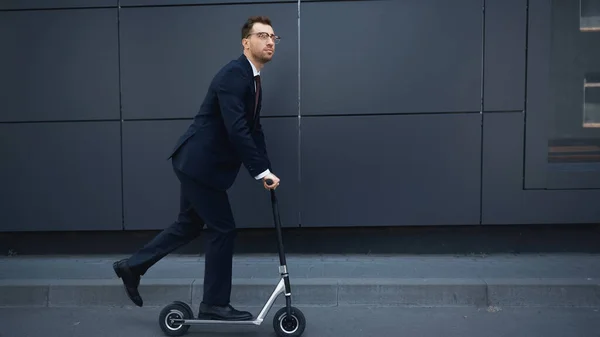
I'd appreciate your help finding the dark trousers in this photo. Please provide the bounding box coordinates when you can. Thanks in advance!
[127,166,237,306]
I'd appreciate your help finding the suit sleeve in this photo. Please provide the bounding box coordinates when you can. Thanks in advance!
[217,65,270,178]
[253,118,272,170]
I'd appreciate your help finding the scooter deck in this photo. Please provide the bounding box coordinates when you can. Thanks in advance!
[172,317,263,326]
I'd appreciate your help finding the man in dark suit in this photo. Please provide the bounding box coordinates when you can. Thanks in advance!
[112,16,281,321]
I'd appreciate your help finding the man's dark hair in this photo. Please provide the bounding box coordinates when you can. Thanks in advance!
[242,16,272,39]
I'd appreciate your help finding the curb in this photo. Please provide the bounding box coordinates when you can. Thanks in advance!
[1,278,599,308]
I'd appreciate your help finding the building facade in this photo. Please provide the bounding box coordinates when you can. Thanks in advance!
[1,0,599,233]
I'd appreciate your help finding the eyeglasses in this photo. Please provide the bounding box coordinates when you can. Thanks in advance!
[247,32,281,44]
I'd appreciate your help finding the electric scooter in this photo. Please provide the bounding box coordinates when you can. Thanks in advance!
[158,179,306,337]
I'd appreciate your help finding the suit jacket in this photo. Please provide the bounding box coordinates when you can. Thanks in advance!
[169,54,271,190]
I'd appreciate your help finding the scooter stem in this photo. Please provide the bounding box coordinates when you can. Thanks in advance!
[265,179,292,317]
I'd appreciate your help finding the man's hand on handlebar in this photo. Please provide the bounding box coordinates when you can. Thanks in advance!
[263,173,280,190]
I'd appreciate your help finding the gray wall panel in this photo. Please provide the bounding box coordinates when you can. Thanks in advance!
[122,118,298,230]
[481,113,525,223]
[524,0,600,190]
[300,114,482,227]
[119,4,297,120]
[546,168,600,189]
[0,122,122,231]
[121,0,293,6]
[483,0,527,111]
[0,0,116,10]
[544,0,600,189]
[523,189,600,223]
[301,0,482,115]
[482,113,600,224]
[122,120,188,230]
[524,0,551,189]
[0,9,120,122]
[547,0,600,140]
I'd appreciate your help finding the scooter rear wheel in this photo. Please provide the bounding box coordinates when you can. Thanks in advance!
[158,302,193,336]
[272,306,306,337]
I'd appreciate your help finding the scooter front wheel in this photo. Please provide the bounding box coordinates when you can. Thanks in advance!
[158,302,193,336]
[272,306,306,337]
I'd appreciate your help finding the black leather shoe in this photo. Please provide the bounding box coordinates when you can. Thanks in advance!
[197,302,253,321]
[113,259,143,307]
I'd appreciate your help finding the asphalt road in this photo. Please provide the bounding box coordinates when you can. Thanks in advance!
[0,305,599,337]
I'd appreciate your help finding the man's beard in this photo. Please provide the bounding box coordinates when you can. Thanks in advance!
[254,50,272,63]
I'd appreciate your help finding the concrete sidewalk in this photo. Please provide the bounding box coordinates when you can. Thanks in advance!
[1,254,600,308]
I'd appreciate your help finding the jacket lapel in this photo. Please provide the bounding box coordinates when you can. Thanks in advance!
[236,54,261,129]
[237,54,260,125]
[237,54,254,95]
